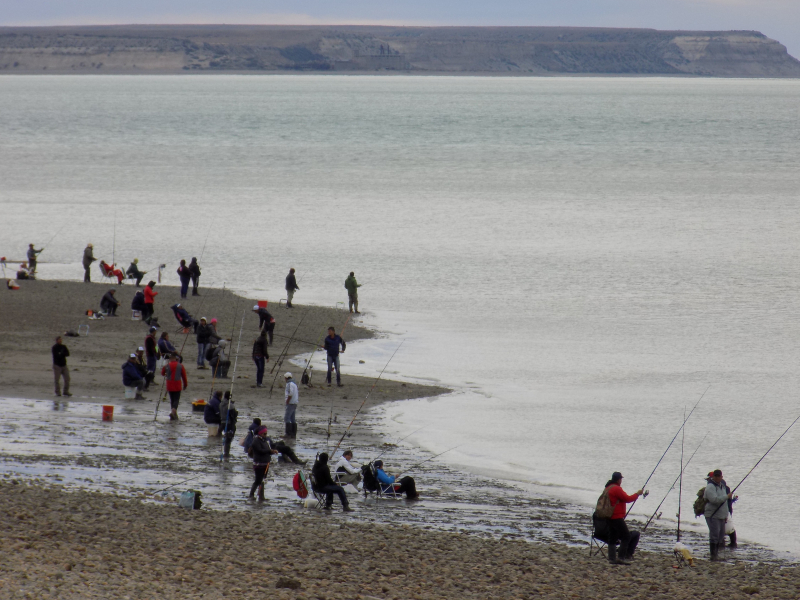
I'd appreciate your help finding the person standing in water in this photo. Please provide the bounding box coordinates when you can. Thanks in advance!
[27,244,43,274]
[345,271,361,314]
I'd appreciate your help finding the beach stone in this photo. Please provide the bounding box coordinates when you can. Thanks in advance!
[276,577,302,590]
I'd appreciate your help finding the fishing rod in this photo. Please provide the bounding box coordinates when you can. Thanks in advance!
[710,411,800,518]
[330,340,404,461]
[36,223,69,260]
[207,288,237,403]
[272,332,324,348]
[153,473,205,494]
[677,407,687,541]
[198,228,211,263]
[394,443,463,478]
[642,434,707,532]
[371,426,428,463]
[626,384,710,516]
[268,311,309,398]
[220,309,247,461]
[154,282,217,421]
[112,209,116,268]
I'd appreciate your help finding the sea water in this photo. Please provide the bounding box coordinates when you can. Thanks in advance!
[1,75,800,554]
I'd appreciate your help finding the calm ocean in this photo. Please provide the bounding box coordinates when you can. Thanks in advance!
[2,75,800,554]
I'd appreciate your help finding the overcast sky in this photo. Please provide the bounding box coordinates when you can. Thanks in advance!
[5,0,800,59]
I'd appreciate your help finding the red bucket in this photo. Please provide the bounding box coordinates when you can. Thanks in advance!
[102,405,114,421]
[257,300,268,308]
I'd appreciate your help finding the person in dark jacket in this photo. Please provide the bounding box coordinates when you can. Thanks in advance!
[126,258,144,286]
[345,272,361,314]
[82,244,96,283]
[218,391,238,456]
[144,326,159,383]
[242,418,263,455]
[171,303,197,331]
[248,426,272,501]
[266,434,306,465]
[100,288,120,316]
[285,268,299,308]
[204,390,222,425]
[252,305,275,344]
[133,346,149,389]
[158,332,181,361]
[27,244,43,274]
[311,453,352,511]
[252,330,270,387]
[177,259,191,299]
[122,354,145,399]
[323,327,346,387]
[188,257,201,296]
[209,340,230,378]
[131,290,146,313]
[52,336,71,397]
[195,317,219,369]
[375,460,419,500]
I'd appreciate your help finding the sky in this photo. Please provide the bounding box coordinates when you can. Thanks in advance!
[4,0,800,59]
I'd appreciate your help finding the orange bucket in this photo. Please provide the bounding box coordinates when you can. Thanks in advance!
[102,405,114,421]
[257,300,268,308]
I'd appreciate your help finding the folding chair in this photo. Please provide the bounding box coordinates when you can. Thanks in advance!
[306,471,326,509]
[361,462,402,500]
[589,513,609,559]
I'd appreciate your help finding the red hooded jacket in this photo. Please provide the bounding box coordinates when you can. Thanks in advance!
[161,360,187,392]
[607,484,640,520]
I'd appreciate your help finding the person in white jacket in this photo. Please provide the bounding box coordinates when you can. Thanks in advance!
[284,372,299,438]
[334,450,362,490]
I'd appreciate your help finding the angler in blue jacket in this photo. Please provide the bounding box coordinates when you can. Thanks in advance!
[122,354,145,400]
[323,327,346,387]
[204,390,222,427]
[375,460,419,499]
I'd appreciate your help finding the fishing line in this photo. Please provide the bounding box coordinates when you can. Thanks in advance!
[395,443,463,479]
[268,311,309,398]
[371,426,428,463]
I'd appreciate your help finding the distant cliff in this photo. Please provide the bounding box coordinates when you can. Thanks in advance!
[2,25,799,77]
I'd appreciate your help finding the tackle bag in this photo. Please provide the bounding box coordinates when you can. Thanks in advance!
[205,345,216,362]
[301,370,310,385]
[693,487,708,517]
[361,463,380,493]
[595,487,618,519]
[293,471,309,499]
[179,489,203,510]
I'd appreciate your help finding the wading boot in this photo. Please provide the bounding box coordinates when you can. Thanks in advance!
[258,485,265,502]
[709,542,718,561]
[291,423,298,438]
[728,531,737,548]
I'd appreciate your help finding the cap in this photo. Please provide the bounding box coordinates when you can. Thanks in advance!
[200,317,207,322]
[149,326,157,332]
[133,258,138,263]
[137,346,144,352]
[284,372,293,379]
[713,469,723,477]
[611,471,623,482]
[176,303,181,307]
[257,426,268,435]
[253,305,260,311]
[129,353,137,358]
[88,243,93,247]
[374,460,383,468]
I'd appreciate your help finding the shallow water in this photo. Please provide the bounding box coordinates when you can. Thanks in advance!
[2,75,800,554]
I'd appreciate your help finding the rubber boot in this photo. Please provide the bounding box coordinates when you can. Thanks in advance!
[710,542,718,561]
[728,531,737,548]
[284,422,291,437]
[258,484,265,502]
[291,423,298,438]
[608,543,618,565]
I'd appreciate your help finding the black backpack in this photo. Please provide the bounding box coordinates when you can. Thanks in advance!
[131,291,145,311]
[361,462,379,492]
[205,345,216,361]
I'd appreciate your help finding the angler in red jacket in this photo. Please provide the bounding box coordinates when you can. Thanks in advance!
[161,357,187,421]
[606,471,643,565]
[143,281,158,325]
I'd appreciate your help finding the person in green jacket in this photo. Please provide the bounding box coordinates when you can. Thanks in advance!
[345,272,361,314]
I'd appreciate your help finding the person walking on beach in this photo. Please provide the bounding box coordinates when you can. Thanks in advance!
[248,426,272,501]
[177,259,191,300]
[284,372,299,438]
[27,244,43,274]
[82,244,96,283]
[285,268,299,308]
[188,257,201,296]
[122,353,146,400]
[252,330,270,387]
[704,469,734,561]
[161,354,188,421]
[323,326,346,387]
[52,336,71,397]
[604,472,643,565]
[335,450,362,490]
[312,453,353,512]
[143,281,158,324]
[345,272,361,314]
[126,259,144,286]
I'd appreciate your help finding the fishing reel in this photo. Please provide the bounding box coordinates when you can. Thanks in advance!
[642,490,650,498]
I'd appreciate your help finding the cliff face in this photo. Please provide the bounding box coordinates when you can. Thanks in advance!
[1,25,799,77]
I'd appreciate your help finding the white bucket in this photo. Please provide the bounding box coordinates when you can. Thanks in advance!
[207,425,219,437]
[131,310,142,321]
[124,386,137,399]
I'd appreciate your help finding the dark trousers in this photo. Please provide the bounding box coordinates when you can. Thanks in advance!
[274,441,301,464]
[191,275,199,294]
[168,390,181,410]
[142,304,154,323]
[249,464,269,497]
[253,356,265,385]
[318,484,349,508]
[84,266,91,282]
[608,519,640,559]
[180,277,190,298]
[390,476,418,499]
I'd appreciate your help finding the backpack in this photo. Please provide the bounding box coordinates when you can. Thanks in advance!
[693,487,708,517]
[301,369,310,385]
[292,471,309,499]
[595,487,618,519]
[361,463,379,492]
[205,345,216,361]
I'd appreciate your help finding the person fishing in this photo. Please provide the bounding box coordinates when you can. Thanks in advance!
[334,450,362,490]
[158,331,181,362]
[204,390,222,434]
[188,257,201,296]
[195,317,219,370]
[703,469,735,561]
[82,243,96,283]
[161,353,188,421]
[311,453,353,512]
[144,326,159,387]
[285,267,299,308]
[143,280,158,324]
[374,460,419,499]
[218,391,238,456]
[323,326,346,387]
[209,339,230,378]
[252,305,275,344]
[252,330,270,388]
[603,472,643,565]
[345,271,361,314]
[27,244,43,274]
[248,426,272,501]
[100,288,120,316]
[126,258,144,286]
[122,353,146,400]
[177,259,191,300]
[284,372,299,438]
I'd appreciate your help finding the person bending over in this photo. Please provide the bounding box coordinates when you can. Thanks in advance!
[312,453,352,512]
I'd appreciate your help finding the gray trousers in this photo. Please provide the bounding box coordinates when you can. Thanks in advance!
[348,294,358,312]
[53,365,70,394]
[336,471,361,489]
[705,517,727,544]
[284,403,297,424]
[287,289,295,305]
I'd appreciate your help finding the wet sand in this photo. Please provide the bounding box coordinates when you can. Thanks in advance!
[0,279,797,598]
